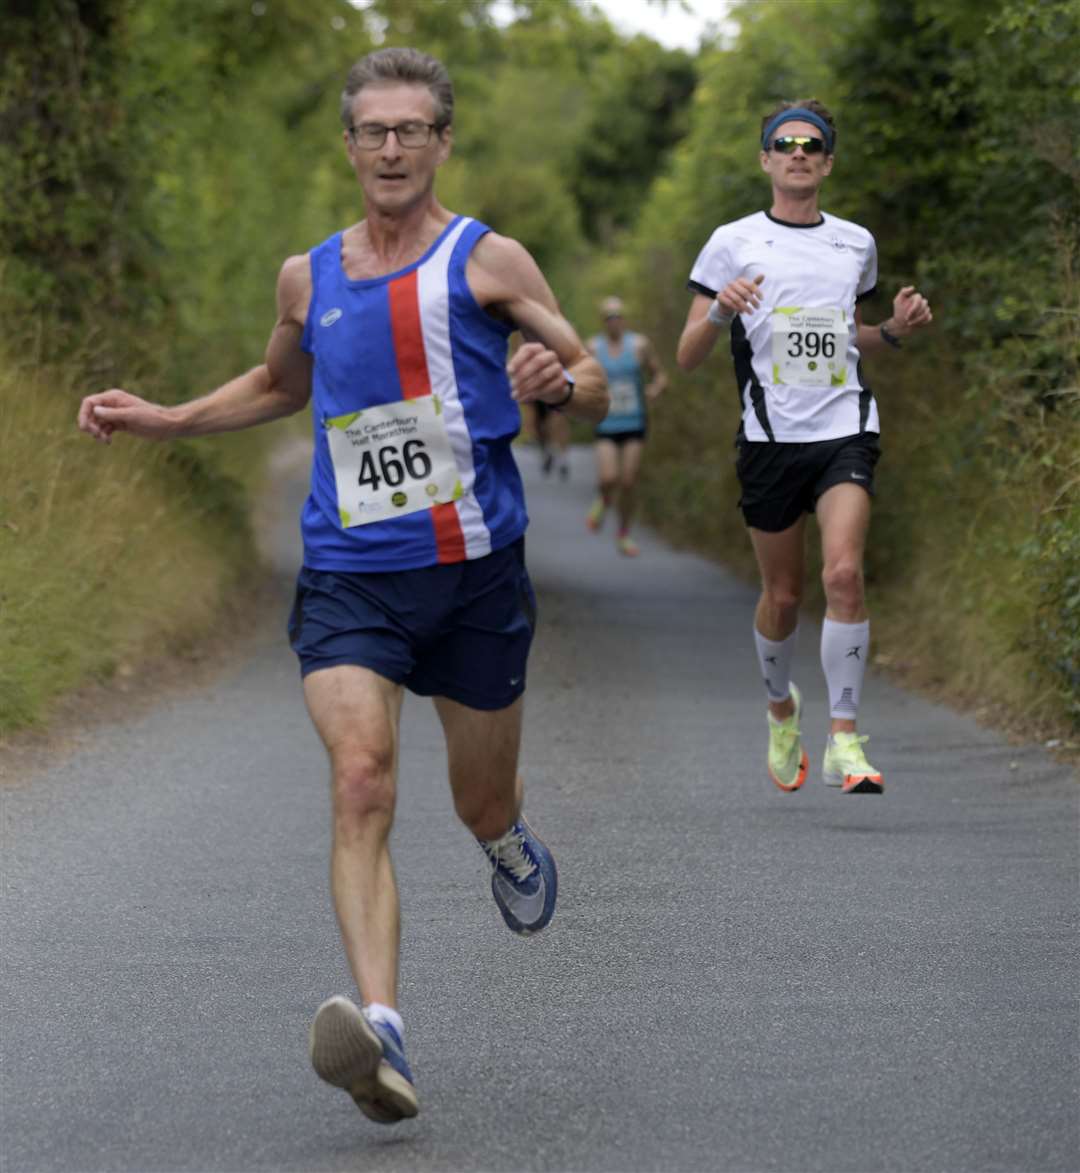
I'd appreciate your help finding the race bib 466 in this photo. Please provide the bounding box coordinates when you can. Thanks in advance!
[325,396,462,528]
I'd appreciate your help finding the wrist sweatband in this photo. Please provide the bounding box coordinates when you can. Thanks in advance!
[708,301,734,328]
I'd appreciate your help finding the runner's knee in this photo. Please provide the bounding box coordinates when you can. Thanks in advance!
[822,560,864,612]
[331,748,396,828]
[762,581,802,619]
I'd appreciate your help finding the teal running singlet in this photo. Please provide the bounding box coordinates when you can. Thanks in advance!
[594,333,646,436]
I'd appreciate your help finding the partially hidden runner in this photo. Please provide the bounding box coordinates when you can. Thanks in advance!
[77,47,608,1124]
[676,99,931,794]
[585,297,668,557]
[532,396,572,479]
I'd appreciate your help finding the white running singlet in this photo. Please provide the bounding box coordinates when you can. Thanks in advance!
[688,210,879,443]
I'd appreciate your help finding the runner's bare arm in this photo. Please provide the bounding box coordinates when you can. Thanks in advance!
[77,256,313,444]
[468,234,608,424]
[638,335,668,401]
[677,274,765,371]
[856,285,933,354]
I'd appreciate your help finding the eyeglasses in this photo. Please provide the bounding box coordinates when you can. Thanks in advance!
[768,135,827,155]
[349,121,440,149]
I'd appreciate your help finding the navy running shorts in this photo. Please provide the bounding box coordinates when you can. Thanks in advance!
[288,538,537,710]
[594,428,647,444]
[735,432,881,533]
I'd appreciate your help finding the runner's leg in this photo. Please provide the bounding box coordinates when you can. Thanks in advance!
[588,438,619,530]
[303,664,404,1007]
[748,518,807,721]
[816,482,871,734]
[436,695,556,935]
[815,482,883,792]
[616,438,645,541]
[550,409,571,479]
[435,695,524,838]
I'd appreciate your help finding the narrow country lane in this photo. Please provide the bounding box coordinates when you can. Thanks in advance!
[2,440,1077,1173]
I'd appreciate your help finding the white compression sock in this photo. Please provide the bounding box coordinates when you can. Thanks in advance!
[754,626,798,704]
[364,1002,404,1038]
[821,618,870,720]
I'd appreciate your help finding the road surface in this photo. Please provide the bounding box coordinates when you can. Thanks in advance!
[3,441,1077,1172]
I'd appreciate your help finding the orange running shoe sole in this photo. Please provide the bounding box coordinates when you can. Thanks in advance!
[841,772,884,795]
[769,748,809,792]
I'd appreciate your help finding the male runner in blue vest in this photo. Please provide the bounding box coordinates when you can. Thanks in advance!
[677,99,931,795]
[77,47,607,1125]
[586,297,667,556]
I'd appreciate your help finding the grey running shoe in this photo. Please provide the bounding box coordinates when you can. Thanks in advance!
[309,996,418,1123]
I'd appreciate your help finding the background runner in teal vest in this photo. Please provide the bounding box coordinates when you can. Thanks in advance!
[586,296,668,557]
[594,328,647,436]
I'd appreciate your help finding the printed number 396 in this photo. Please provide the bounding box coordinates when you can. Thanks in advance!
[787,332,836,359]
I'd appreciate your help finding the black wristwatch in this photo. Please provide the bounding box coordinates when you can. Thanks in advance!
[879,322,903,349]
[551,370,575,411]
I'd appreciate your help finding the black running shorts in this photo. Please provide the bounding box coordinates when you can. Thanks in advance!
[735,432,881,533]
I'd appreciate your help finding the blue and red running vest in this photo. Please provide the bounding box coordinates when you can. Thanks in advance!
[299,215,528,572]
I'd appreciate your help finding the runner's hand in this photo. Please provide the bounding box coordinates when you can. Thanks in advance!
[716,272,765,317]
[77,389,173,444]
[508,341,567,404]
[889,286,933,336]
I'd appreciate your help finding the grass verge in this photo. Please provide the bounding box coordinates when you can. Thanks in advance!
[0,354,260,737]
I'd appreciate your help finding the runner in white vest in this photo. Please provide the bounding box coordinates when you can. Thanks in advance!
[677,99,932,795]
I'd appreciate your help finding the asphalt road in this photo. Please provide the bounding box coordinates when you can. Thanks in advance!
[3,441,1078,1173]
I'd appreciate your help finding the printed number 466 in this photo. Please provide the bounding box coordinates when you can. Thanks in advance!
[357,440,432,492]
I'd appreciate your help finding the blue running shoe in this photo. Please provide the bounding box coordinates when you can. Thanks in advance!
[479,817,558,936]
[309,996,418,1124]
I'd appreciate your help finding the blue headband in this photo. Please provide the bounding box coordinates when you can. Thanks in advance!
[761,108,834,153]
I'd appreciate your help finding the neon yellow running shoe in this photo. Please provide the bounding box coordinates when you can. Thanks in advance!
[586,497,606,532]
[823,732,884,794]
[767,682,808,792]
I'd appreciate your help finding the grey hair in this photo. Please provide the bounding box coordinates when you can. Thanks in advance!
[339,48,454,130]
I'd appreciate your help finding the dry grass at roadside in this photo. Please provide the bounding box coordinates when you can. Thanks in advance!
[0,357,257,735]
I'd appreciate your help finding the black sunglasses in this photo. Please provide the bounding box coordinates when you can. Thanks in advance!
[769,135,827,155]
